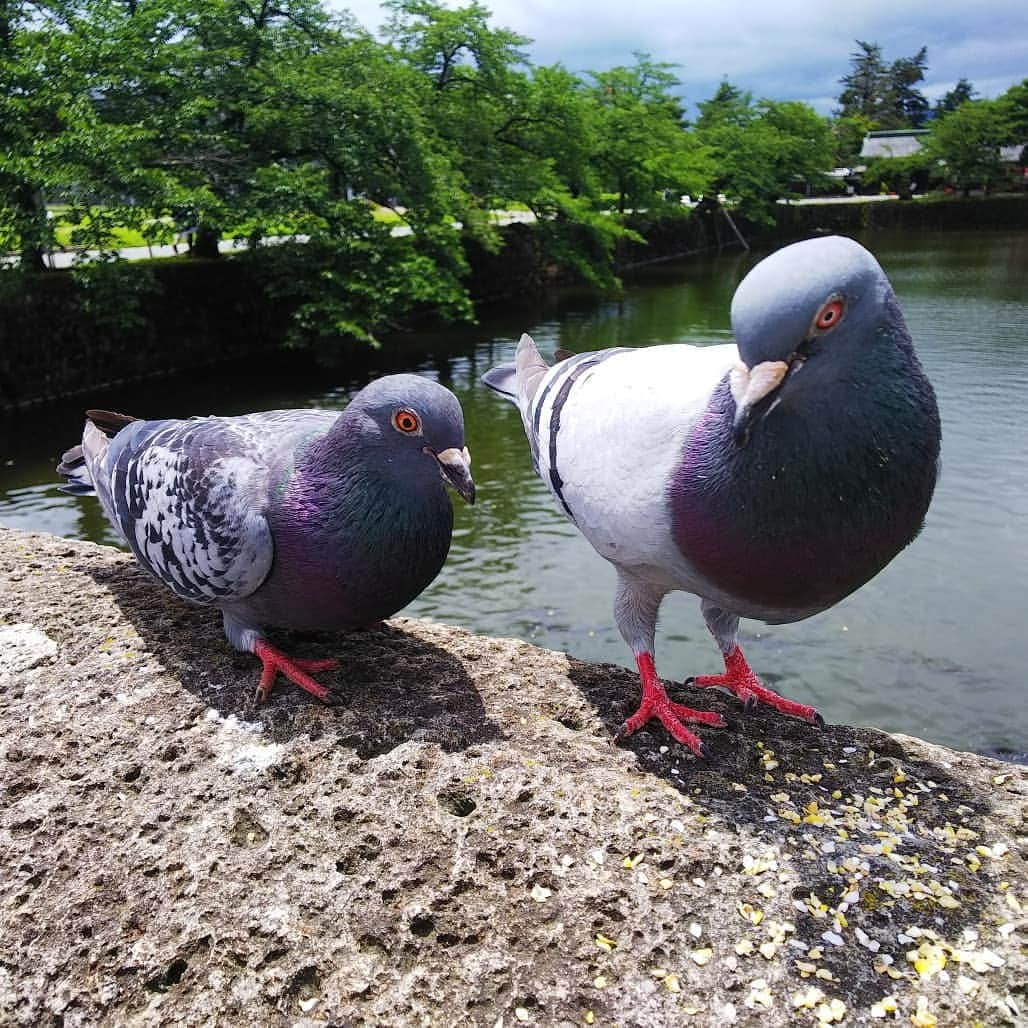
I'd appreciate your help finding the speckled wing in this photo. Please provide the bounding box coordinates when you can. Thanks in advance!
[83,410,332,605]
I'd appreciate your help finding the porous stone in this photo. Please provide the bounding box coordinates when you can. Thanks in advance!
[1,527,1025,1026]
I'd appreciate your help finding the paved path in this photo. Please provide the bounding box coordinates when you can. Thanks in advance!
[8,201,897,269]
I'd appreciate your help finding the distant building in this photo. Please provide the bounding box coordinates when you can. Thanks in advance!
[859,130,931,160]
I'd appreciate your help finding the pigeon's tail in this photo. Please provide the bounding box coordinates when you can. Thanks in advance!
[481,361,518,403]
[56,444,94,495]
[85,408,138,437]
[56,410,137,496]
[514,333,551,408]
[482,333,553,409]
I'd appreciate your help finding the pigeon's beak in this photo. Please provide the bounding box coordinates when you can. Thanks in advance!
[433,446,476,505]
[729,360,789,447]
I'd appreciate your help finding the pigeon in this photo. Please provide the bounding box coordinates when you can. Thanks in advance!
[58,374,475,701]
[484,236,940,756]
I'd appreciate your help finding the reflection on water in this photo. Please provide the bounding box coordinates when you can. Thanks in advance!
[2,230,1026,754]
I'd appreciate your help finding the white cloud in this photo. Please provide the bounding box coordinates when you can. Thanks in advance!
[332,0,1027,113]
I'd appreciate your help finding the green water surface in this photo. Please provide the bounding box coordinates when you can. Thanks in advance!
[2,230,1026,755]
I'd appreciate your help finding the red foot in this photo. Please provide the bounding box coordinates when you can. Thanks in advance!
[689,646,822,724]
[253,639,337,703]
[617,653,726,757]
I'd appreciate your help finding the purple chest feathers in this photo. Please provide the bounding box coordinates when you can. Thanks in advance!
[669,378,939,619]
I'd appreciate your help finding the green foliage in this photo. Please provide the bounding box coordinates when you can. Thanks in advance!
[4,1,1020,354]
[924,99,1010,194]
[69,255,161,337]
[832,113,875,165]
[587,54,712,215]
[1,0,478,347]
[890,47,930,127]
[934,79,976,117]
[246,201,472,350]
[696,85,833,223]
[836,40,930,129]
[860,153,935,197]
[997,79,1028,142]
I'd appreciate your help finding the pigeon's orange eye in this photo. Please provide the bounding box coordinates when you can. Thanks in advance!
[815,299,844,331]
[393,409,421,434]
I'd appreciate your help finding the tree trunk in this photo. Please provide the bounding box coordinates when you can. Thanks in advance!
[16,186,47,272]
[189,224,221,259]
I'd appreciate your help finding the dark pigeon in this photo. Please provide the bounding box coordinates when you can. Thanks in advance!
[484,236,940,756]
[58,374,475,701]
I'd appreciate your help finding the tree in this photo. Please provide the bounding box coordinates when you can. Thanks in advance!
[836,40,929,129]
[587,53,712,215]
[0,1,99,268]
[382,0,634,287]
[997,78,1028,142]
[860,152,934,198]
[837,41,887,122]
[925,99,1008,195]
[0,0,481,348]
[934,78,976,117]
[384,0,529,214]
[696,84,833,223]
[832,113,875,166]
[890,46,930,127]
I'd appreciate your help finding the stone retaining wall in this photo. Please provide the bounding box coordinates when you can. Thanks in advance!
[1,528,1025,1026]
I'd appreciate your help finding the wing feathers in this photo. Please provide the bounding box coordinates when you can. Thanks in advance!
[84,417,277,605]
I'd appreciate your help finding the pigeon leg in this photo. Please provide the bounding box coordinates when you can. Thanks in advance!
[688,645,823,725]
[617,653,726,757]
[253,639,337,703]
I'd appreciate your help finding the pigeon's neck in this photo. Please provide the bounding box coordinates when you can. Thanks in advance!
[261,412,453,625]
[291,413,449,530]
[670,317,940,619]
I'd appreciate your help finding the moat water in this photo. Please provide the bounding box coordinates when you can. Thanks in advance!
[2,230,1026,756]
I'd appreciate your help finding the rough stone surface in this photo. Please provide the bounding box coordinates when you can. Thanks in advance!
[1,527,1026,1027]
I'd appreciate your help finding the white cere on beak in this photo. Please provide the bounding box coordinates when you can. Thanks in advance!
[731,360,789,412]
[729,362,750,407]
[435,447,468,469]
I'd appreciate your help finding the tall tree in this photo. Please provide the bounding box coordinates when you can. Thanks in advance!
[837,41,886,122]
[934,78,976,117]
[997,78,1028,142]
[889,46,930,127]
[925,98,1008,195]
[836,40,929,129]
[0,1,95,268]
[383,0,529,216]
[696,84,832,222]
[587,53,711,215]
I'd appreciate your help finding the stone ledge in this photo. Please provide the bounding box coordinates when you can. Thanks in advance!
[1,527,1025,1026]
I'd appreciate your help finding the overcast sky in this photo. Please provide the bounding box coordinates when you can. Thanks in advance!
[333,1,1027,116]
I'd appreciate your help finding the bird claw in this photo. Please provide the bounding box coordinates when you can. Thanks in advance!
[620,654,723,758]
[690,646,819,725]
[253,639,335,703]
[812,710,826,728]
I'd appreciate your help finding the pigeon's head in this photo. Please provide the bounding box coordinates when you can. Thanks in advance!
[728,235,903,446]
[348,374,475,504]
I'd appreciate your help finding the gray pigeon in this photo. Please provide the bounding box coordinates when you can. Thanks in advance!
[484,236,940,756]
[58,374,475,701]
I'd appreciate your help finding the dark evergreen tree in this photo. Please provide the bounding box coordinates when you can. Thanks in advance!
[836,40,929,129]
[934,78,976,117]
